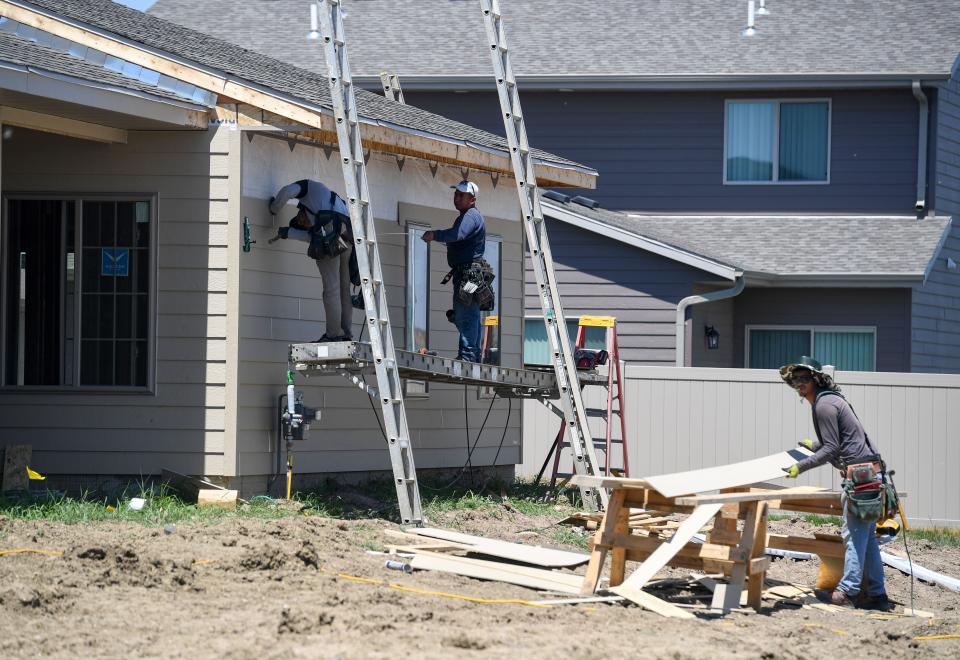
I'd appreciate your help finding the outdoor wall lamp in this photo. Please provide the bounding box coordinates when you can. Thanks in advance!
[705,325,720,350]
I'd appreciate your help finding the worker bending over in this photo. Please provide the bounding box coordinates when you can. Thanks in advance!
[780,356,892,611]
[421,181,490,363]
[270,179,355,342]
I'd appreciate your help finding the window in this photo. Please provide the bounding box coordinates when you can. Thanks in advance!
[745,326,876,371]
[405,223,430,396]
[480,236,502,365]
[523,317,607,366]
[2,197,154,388]
[725,99,830,184]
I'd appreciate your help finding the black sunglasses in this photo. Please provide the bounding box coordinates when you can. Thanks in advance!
[789,374,813,386]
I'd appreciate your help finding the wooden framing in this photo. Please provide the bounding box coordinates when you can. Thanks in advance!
[0,0,595,188]
[0,106,127,143]
[580,484,845,615]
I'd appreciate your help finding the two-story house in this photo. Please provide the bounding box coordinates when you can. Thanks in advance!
[150,0,960,373]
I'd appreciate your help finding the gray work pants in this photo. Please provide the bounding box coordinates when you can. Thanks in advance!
[315,245,354,339]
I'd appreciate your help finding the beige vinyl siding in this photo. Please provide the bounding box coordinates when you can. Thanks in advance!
[0,126,233,476]
[235,135,522,480]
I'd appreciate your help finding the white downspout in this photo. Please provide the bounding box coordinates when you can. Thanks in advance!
[675,276,746,367]
[912,81,929,213]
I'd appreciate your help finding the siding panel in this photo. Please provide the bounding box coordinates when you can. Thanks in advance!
[0,127,230,477]
[407,89,920,213]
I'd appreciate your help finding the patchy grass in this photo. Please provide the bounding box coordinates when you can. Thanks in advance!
[0,476,574,527]
[907,527,960,547]
[769,513,842,527]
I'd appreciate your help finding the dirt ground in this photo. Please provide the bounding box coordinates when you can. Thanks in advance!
[1,506,959,659]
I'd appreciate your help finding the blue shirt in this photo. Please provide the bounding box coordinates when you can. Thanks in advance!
[433,207,486,267]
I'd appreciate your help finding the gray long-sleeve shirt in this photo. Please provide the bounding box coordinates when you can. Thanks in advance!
[797,391,879,474]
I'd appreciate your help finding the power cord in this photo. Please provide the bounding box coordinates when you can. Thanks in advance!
[422,392,500,492]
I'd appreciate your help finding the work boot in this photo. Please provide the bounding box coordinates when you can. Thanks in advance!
[828,590,855,607]
[313,333,337,343]
[859,593,895,611]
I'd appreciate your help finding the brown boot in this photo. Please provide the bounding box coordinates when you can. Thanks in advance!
[828,590,855,607]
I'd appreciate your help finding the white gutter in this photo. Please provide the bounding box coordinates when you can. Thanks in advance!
[912,80,929,212]
[675,277,746,367]
[354,74,949,92]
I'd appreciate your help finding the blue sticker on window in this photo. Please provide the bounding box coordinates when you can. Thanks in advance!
[101,248,129,276]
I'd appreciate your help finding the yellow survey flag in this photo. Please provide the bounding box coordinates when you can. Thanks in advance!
[25,467,45,481]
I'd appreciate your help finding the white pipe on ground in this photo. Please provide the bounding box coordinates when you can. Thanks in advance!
[675,277,745,367]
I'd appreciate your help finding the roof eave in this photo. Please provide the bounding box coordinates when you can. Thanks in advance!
[1,0,595,188]
[541,200,740,281]
[742,271,926,288]
[355,73,951,92]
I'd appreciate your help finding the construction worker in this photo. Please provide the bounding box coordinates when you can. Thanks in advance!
[270,179,355,342]
[779,356,891,610]
[421,181,486,362]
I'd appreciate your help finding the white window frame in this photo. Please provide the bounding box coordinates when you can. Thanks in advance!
[723,98,832,185]
[405,222,430,397]
[0,193,158,392]
[744,324,877,369]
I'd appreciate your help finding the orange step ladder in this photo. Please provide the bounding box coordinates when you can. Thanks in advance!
[539,316,629,487]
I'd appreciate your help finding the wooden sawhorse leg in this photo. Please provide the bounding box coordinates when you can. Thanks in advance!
[580,489,628,594]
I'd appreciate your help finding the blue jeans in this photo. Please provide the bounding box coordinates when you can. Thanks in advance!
[453,295,482,362]
[837,491,886,597]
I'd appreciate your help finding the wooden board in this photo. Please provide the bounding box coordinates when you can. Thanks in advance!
[614,504,723,591]
[604,584,696,619]
[197,489,238,509]
[407,551,583,594]
[571,447,812,497]
[1,445,30,492]
[405,528,590,568]
[674,486,834,506]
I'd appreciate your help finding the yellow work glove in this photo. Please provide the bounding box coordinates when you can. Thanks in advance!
[782,464,800,479]
[798,438,815,451]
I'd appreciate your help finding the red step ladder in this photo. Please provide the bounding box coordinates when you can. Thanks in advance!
[544,316,629,487]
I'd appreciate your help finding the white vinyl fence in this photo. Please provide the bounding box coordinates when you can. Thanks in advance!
[520,366,960,527]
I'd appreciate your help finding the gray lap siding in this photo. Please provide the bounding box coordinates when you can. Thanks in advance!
[405,89,921,214]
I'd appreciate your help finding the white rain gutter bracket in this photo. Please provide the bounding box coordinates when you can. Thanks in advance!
[675,276,746,367]
[912,80,929,213]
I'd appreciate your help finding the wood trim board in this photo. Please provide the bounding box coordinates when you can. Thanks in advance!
[407,551,583,595]
[405,528,590,568]
[571,448,813,497]
[674,486,836,506]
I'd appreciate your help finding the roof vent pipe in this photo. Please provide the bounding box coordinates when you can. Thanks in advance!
[306,2,320,40]
[757,0,770,16]
[742,1,758,37]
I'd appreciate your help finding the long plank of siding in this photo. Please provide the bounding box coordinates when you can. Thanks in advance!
[0,127,231,475]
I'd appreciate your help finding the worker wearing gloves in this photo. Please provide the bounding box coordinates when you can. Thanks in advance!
[780,356,891,610]
[421,181,487,362]
[270,179,355,342]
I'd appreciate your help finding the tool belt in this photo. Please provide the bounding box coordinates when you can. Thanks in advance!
[442,260,496,311]
[841,457,891,521]
[307,212,350,260]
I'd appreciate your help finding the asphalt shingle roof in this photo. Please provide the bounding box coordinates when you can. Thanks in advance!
[10,0,585,170]
[148,0,960,80]
[0,25,205,106]
[543,197,951,279]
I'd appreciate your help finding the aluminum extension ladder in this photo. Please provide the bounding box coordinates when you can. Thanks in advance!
[479,0,606,510]
[316,0,422,525]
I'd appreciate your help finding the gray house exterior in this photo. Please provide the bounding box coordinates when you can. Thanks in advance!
[151,0,960,373]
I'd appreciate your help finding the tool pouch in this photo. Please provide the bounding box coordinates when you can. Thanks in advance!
[843,479,884,520]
